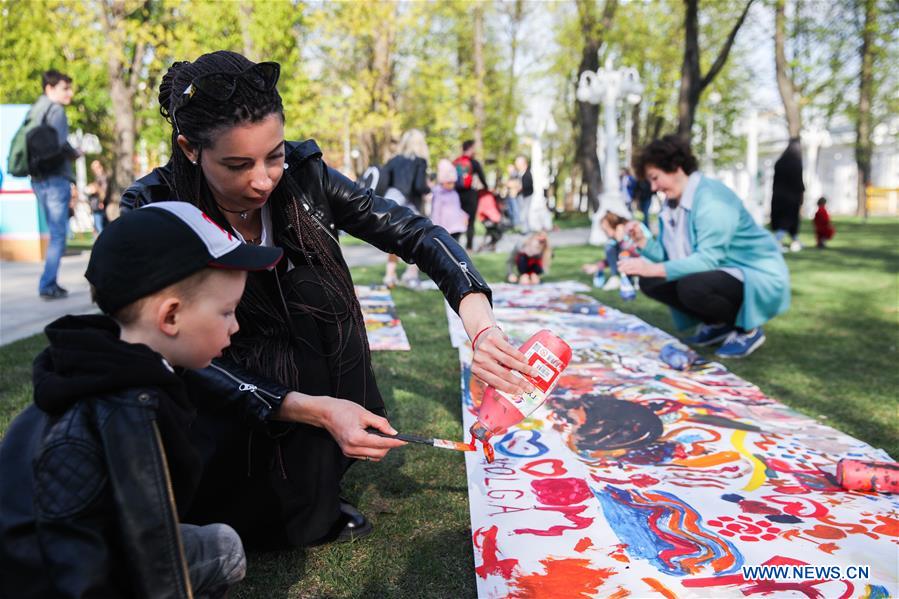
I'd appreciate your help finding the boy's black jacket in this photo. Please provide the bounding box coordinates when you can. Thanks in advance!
[0,315,198,597]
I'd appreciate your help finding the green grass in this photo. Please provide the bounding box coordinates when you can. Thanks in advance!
[1,217,896,598]
[553,210,591,229]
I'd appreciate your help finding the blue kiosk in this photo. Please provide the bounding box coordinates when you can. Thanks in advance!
[1,104,48,262]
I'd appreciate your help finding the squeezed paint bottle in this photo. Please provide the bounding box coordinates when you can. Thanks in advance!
[469,330,572,463]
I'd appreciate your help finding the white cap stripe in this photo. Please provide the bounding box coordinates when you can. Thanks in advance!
[141,202,240,259]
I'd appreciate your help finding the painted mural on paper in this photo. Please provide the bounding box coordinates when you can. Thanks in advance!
[459,282,898,598]
[355,285,410,351]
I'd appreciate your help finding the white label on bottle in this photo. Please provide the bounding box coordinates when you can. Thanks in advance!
[495,340,564,414]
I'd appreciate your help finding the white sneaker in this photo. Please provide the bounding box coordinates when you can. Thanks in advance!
[790,240,803,252]
[602,275,621,291]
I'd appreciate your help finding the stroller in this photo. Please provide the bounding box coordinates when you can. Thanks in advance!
[475,190,513,252]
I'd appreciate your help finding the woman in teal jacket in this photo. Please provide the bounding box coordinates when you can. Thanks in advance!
[619,136,790,358]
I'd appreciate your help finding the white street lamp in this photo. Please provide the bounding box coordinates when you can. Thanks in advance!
[576,57,643,245]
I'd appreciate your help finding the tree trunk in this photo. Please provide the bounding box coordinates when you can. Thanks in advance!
[630,101,642,166]
[855,0,876,218]
[774,0,802,138]
[501,0,524,159]
[98,1,145,197]
[472,3,486,156]
[677,0,754,141]
[575,0,617,212]
[238,1,257,62]
[677,0,701,140]
[361,6,396,167]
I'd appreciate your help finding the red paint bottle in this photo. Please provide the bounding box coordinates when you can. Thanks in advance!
[837,458,899,494]
[470,329,572,462]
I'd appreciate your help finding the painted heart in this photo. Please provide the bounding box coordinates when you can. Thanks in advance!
[520,458,569,478]
[495,430,549,459]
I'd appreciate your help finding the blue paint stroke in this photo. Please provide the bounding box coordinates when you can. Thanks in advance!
[594,485,744,577]
[494,430,549,458]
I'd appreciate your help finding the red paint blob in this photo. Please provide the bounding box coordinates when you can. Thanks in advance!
[574,537,593,553]
[739,500,780,515]
[474,525,519,580]
[531,477,592,506]
[509,558,614,598]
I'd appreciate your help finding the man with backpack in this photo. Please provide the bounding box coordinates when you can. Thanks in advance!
[11,70,81,299]
[453,140,488,250]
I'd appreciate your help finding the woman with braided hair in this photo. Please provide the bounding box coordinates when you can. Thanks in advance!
[121,51,534,549]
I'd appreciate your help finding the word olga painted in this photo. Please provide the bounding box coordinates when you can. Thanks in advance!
[457,282,898,598]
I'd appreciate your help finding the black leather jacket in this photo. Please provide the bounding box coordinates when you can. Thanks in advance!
[0,314,199,598]
[0,400,190,598]
[121,139,492,421]
[375,155,430,211]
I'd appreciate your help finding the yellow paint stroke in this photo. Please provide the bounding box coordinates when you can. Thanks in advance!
[671,451,740,468]
[732,429,767,491]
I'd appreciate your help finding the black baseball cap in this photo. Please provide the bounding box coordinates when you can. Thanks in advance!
[86,201,283,315]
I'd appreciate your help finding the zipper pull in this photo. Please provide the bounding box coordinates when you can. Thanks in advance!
[239,383,257,392]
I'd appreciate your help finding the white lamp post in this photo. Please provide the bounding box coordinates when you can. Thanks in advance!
[576,57,643,245]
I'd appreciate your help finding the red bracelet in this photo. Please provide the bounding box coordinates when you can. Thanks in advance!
[471,324,499,350]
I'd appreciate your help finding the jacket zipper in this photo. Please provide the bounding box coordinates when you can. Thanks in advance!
[151,421,194,599]
[301,202,340,245]
[209,362,277,410]
[434,238,485,288]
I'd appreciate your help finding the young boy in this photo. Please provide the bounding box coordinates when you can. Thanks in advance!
[0,202,282,598]
[581,209,648,291]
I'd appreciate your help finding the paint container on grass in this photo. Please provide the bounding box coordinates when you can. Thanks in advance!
[469,329,572,463]
[619,274,637,301]
[569,303,605,316]
[659,343,700,371]
[836,458,899,494]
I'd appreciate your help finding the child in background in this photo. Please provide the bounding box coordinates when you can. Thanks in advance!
[813,197,835,248]
[508,231,551,285]
[0,202,283,598]
[582,209,646,291]
[430,159,468,242]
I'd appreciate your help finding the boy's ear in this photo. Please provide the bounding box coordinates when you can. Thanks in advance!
[157,297,182,337]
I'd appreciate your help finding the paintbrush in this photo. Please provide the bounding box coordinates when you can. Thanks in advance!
[365,427,474,452]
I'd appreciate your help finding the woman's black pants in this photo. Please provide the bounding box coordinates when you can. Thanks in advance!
[639,270,744,328]
[459,189,478,250]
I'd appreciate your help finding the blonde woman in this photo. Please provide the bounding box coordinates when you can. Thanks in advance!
[376,129,431,287]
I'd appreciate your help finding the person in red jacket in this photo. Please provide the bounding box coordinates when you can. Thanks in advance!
[813,196,835,248]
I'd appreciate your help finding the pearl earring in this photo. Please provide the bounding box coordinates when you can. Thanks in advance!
[191,160,198,165]
[283,163,289,170]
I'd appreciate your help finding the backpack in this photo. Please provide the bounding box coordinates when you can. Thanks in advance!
[7,109,36,177]
[7,105,65,178]
[453,155,473,190]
